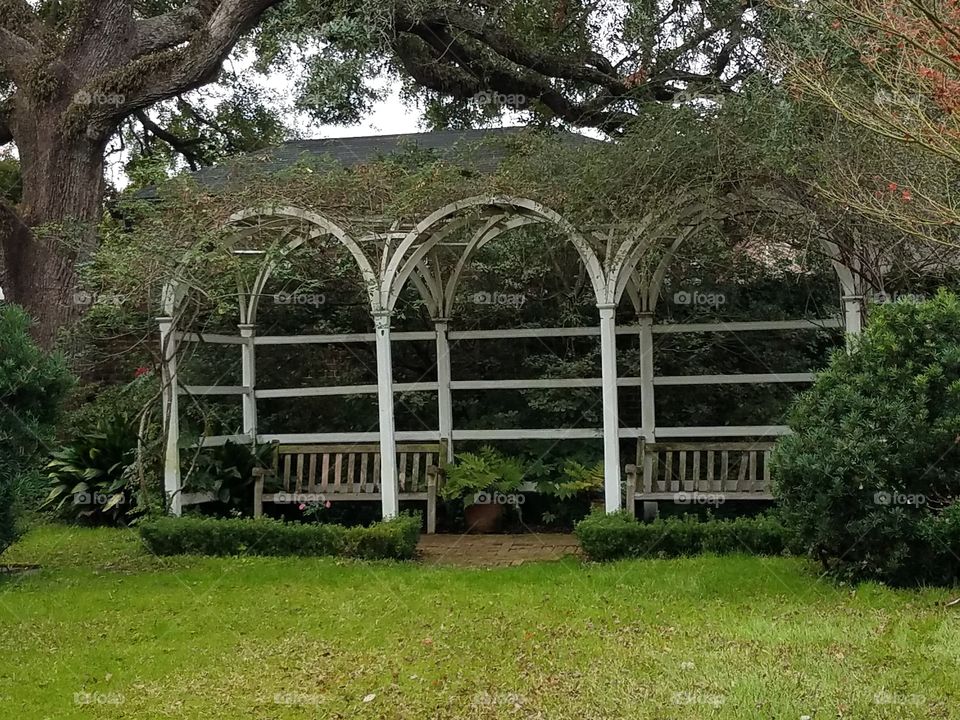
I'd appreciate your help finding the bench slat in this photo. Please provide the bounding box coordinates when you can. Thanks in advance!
[308,454,317,493]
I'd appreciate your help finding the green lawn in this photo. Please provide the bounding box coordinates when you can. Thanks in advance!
[1,524,958,719]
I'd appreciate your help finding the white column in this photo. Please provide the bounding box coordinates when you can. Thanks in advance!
[239,324,257,439]
[158,317,182,516]
[373,310,399,518]
[598,304,622,512]
[842,294,864,346]
[638,313,656,442]
[434,318,454,462]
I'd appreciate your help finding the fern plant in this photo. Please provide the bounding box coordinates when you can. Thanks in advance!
[538,460,604,499]
[440,447,526,505]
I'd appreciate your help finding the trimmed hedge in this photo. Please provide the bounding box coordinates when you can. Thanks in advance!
[575,511,794,561]
[139,514,421,560]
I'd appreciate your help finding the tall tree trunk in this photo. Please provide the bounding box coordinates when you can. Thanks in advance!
[2,115,107,347]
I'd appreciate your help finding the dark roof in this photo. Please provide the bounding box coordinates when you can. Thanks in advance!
[134,126,597,198]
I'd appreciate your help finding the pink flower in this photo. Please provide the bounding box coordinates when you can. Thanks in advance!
[298,503,306,510]
[134,366,151,378]
[325,501,332,509]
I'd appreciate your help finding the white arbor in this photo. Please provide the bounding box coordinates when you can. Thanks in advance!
[159,195,871,518]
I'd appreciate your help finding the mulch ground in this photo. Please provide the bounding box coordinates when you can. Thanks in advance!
[416,533,581,567]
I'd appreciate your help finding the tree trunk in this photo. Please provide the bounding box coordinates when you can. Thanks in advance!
[1,117,107,347]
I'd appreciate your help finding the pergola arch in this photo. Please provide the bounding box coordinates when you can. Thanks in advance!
[382,195,608,313]
[226,205,384,320]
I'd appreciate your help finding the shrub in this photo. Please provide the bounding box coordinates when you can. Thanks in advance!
[43,414,142,524]
[182,441,275,514]
[772,291,960,586]
[575,511,792,561]
[0,305,73,552]
[139,514,421,560]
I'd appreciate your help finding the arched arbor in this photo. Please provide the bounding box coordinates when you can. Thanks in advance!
[159,195,872,517]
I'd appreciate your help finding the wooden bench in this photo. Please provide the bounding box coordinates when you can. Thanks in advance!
[625,441,775,520]
[252,442,443,533]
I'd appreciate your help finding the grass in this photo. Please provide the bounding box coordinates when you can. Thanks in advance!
[1,524,958,719]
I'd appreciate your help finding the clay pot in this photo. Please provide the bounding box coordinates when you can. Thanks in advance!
[464,502,505,533]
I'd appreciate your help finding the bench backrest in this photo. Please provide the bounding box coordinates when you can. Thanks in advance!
[272,443,442,494]
[639,441,775,495]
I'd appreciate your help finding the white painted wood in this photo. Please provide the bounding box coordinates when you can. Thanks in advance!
[598,306,622,512]
[253,330,435,345]
[255,382,438,399]
[638,313,656,443]
[656,425,791,438]
[453,428,605,440]
[435,320,455,462]
[239,324,257,438]
[449,326,600,340]
[258,431,441,444]
[228,319,839,348]
[159,317,182,517]
[451,378,601,390]
[651,318,843,334]
[842,295,864,341]
[175,332,248,345]
[179,385,248,396]
[374,312,399,518]
[654,372,815,386]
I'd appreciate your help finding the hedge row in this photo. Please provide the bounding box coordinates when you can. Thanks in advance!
[575,511,794,561]
[139,514,421,560]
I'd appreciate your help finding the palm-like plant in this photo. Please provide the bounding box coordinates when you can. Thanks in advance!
[43,415,140,523]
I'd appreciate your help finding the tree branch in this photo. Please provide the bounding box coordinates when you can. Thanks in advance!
[0,27,40,84]
[133,109,205,170]
[133,2,214,58]
[87,0,283,131]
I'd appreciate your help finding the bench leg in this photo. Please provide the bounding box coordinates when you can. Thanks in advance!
[426,473,437,534]
[253,477,263,519]
[625,464,637,518]
[642,501,659,522]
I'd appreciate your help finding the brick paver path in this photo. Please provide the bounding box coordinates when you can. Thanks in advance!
[417,533,581,567]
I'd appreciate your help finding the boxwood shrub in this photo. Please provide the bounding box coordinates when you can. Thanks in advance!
[575,511,793,561]
[773,291,960,586]
[140,514,421,560]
